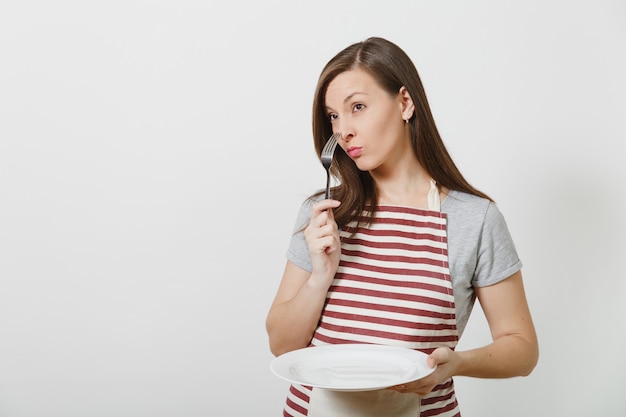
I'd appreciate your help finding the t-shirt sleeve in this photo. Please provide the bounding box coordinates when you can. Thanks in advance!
[472,202,522,287]
[285,199,314,272]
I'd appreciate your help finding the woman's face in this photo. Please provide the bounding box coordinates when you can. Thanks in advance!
[325,69,411,174]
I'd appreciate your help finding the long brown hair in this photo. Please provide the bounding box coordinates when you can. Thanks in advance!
[311,37,491,228]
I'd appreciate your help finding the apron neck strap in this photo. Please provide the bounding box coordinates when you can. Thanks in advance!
[427,179,440,211]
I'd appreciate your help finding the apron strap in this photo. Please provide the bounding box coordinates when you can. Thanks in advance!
[427,179,440,211]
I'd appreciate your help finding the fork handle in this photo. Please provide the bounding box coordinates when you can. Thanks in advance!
[325,171,331,199]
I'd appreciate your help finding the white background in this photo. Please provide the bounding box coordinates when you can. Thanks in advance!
[1,1,625,416]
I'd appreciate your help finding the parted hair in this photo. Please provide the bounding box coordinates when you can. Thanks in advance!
[311,37,491,228]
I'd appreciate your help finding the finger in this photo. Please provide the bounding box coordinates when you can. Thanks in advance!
[390,383,426,396]
[389,384,406,393]
[427,347,450,368]
[323,236,341,254]
[308,208,339,233]
[306,230,340,254]
[427,355,437,368]
[312,199,341,216]
[310,241,335,254]
[305,219,338,242]
[324,221,340,238]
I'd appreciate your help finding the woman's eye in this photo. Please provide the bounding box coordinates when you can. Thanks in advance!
[353,103,365,112]
[328,113,338,122]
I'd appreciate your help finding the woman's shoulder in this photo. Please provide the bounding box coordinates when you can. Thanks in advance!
[442,189,492,213]
[442,189,508,231]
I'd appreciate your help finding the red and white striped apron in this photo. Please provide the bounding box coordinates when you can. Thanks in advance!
[283,186,461,417]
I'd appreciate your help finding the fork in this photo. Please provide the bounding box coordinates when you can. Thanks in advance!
[321,132,341,199]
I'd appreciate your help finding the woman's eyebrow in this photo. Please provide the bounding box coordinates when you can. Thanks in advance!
[343,92,367,103]
[326,92,368,111]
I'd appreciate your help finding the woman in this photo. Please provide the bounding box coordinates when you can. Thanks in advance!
[266,37,538,417]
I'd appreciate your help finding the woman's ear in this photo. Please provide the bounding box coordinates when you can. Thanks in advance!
[399,86,415,121]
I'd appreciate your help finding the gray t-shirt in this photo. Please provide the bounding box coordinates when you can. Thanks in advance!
[285,190,522,337]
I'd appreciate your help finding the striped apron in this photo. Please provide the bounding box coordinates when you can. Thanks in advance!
[283,185,460,417]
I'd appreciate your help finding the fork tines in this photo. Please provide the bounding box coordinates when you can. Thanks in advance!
[321,133,340,199]
[321,133,340,160]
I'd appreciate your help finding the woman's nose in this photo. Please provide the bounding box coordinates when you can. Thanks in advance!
[338,121,354,142]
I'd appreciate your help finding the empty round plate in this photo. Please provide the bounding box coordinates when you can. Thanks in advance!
[270,344,436,391]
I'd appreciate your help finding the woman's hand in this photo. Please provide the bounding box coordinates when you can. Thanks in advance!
[266,198,342,356]
[389,272,539,395]
[389,347,459,395]
[304,199,342,286]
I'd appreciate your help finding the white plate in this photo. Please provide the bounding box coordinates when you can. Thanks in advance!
[270,344,436,391]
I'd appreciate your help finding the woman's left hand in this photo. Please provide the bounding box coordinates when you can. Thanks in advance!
[389,347,459,396]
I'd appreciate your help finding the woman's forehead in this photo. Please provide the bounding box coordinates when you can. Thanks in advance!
[325,70,379,106]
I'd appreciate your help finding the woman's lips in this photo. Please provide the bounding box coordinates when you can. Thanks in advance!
[347,146,362,158]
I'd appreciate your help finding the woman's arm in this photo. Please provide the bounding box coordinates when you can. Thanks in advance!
[455,270,539,378]
[266,199,342,357]
[265,261,329,356]
[392,270,538,395]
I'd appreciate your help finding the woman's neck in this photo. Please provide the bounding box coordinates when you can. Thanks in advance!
[373,162,432,208]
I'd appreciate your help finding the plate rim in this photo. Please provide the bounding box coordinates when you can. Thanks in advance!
[270,343,436,391]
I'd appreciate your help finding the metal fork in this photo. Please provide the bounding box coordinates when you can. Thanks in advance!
[321,132,341,199]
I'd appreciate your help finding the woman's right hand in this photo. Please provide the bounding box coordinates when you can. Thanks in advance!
[266,198,342,356]
[304,199,342,288]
